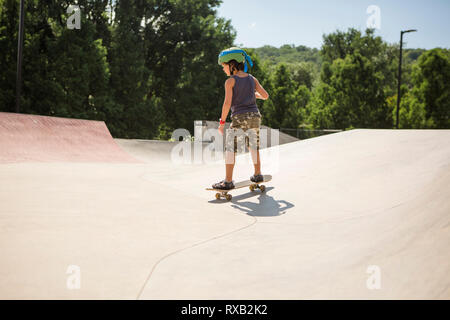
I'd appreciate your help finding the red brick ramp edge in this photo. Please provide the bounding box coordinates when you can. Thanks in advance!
[0,112,139,163]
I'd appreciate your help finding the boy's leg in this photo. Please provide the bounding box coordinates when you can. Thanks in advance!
[225,151,235,182]
[249,147,261,175]
[225,127,237,182]
[247,122,261,176]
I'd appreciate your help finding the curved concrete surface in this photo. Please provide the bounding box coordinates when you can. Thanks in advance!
[115,139,212,164]
[0,122,449,299]
[0,112,137,163]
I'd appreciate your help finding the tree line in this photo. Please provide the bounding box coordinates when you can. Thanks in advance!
[0,0,448,141]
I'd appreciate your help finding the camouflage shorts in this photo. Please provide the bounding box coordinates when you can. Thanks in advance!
[225,111,261,153]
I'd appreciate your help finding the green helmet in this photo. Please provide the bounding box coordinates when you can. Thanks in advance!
[218,47,253,72]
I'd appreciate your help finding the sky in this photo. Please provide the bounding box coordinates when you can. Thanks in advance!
[216,0,450,50]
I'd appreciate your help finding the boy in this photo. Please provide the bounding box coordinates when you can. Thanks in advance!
[212,47,269,190]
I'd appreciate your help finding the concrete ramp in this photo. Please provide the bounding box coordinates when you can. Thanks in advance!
[0,112,137,163]
[115,139,212,164]
[0,128,449,299]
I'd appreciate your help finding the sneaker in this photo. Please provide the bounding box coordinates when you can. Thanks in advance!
[212,180,235,190]
[250,174,263,183]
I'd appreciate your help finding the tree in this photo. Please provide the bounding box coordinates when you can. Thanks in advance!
[0,0,238,139]
[395,91,429,128]
[107,0,159,138]
[308,28,395,129]
[261,63,307,128]
[0,0,114,123]
[409,48,450,128]
[0,0,19,111]
[141,0,235,137]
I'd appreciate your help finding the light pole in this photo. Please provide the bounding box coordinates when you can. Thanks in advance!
[396,29,417,129]
[16,0,25,113]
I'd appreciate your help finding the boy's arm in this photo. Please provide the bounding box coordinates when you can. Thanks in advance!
[254,77,269,100]
[220,78,234,125]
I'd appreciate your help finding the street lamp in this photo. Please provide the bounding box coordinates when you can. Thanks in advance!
[16,0,25,113]
[396,29,417,129]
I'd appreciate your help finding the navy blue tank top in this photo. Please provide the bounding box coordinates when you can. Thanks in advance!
[230,74,259,117]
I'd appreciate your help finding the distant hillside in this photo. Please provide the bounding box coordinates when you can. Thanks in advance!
[251,44,427,89]
[253,44,426,67]
[253,44,322,66]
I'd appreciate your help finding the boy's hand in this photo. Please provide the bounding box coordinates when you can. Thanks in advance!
[218,124,224,136]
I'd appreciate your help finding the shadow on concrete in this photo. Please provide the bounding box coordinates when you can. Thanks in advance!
[208,187,294,217]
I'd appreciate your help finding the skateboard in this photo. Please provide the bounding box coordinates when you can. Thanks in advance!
[206,174,272,201]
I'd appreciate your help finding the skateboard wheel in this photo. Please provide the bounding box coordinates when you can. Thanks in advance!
[249,185,255,191]
[260,185,266,192]
[225,194,232,201]
[215,193,221,200]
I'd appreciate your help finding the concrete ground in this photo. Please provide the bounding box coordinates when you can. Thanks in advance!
[0,115,449,299]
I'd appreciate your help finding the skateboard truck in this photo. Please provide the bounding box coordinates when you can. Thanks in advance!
[214,182,267,201]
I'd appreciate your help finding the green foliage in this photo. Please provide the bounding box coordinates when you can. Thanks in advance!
[394,48,450,129]
[254,44,321,92]
[0,0,19,111]
[306,29,395,129]
[0,0,235,139]
[255,44,321,66]
[261,63,309,129]
[396,91,428,128]
[410,48,450,128]
[140,0,234,136]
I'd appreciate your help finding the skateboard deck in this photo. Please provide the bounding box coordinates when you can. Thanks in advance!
[206,174,272,201]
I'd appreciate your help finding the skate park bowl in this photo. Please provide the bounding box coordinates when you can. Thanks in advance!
[0,111,449,299]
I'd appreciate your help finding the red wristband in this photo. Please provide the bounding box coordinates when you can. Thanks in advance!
[219,119,225,125]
